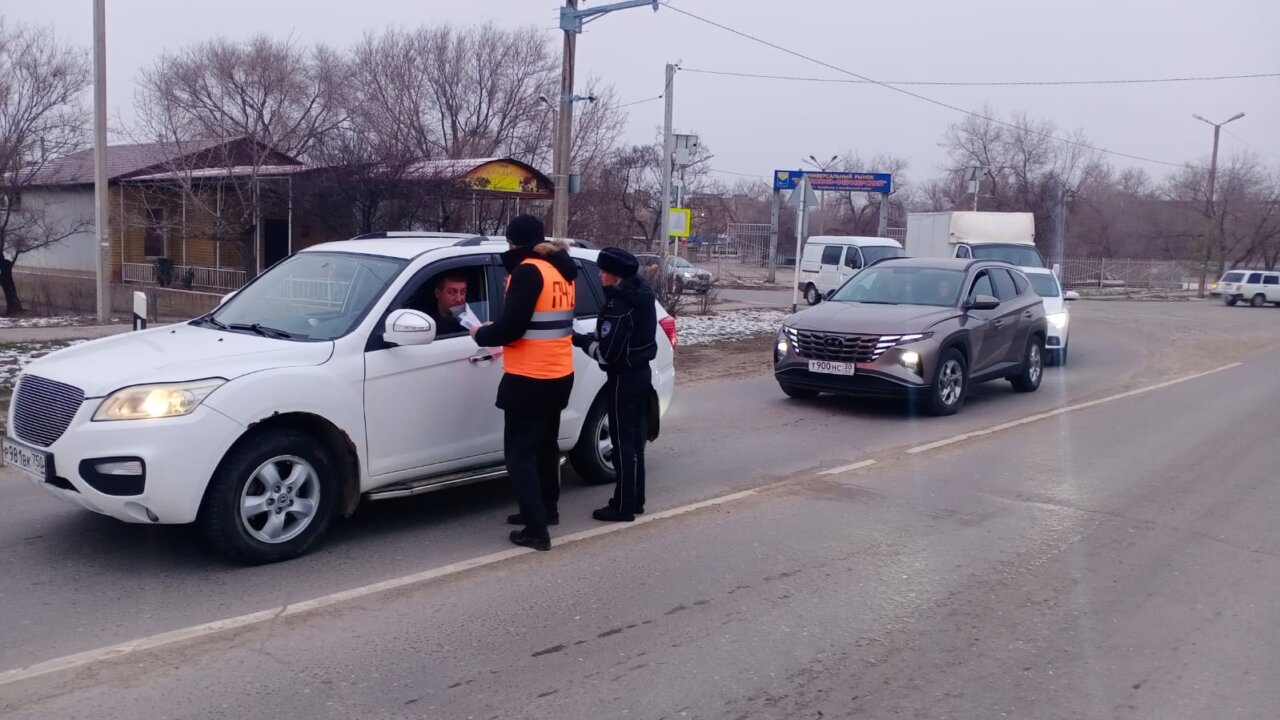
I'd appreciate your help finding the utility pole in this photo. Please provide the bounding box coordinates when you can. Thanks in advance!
[93,0,110,323]
[1192,111,1245,295]
[1051,175,1068,271]
[554,0,661,239]
[551,0,578,239]
[659,62,675,266]
[767,188,780,283]
[1193,112,1244,218]
[876,192,890,238]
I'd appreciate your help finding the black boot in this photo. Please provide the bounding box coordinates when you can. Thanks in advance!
[509,529,551,551]
[592,505,636,523]
[605,499,644,516]
[507,512,559,526]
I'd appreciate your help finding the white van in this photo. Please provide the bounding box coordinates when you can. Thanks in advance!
[798,236,905,305]
[1218,269,1280,307]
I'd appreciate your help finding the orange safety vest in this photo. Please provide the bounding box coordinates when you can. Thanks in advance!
[503,257,575,380]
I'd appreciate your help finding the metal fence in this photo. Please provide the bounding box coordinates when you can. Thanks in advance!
[683,223,775,284]
[122,262,247,291]
[1057,258,1205,291]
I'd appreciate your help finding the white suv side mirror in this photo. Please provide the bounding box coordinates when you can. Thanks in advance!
[384,309,436,347]
[1064,290,1080,301]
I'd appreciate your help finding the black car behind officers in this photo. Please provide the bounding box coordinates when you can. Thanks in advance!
[574,247,657,522]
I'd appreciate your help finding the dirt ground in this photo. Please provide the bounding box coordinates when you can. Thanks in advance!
[675,334,775,387]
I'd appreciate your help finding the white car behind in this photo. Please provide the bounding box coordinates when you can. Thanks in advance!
[1021,266,1078,365]
[3,234,676,564]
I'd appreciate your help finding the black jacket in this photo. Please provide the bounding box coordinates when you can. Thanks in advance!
[573,275,658,374]
[475,242,579,414]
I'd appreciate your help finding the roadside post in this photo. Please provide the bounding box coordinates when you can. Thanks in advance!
[132,291,147,331]
[788,174,819,312]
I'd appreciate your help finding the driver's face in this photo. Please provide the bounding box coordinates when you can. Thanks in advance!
[435,279,468,312]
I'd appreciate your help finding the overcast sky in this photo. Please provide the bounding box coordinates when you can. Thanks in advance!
[8,0,1278,185]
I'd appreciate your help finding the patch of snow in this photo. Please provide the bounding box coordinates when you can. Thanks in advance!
[677,309,790,346]
[0,316,92,329]
[0,341,85,393]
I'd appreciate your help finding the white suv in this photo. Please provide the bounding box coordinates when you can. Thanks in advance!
[1218,270,1280,307]
[1020,266,1079,365]
[3,234,676,563]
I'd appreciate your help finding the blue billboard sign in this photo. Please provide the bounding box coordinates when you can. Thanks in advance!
[773,170,893,194]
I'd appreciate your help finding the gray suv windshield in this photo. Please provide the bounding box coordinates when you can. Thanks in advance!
[831,267,966,307]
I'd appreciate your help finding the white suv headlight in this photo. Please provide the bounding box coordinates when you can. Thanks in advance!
[1047,312,1069,330]
[94,379,227,421]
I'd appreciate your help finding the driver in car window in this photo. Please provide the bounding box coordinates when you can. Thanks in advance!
[426,272,469,336]
[936,276,959,305]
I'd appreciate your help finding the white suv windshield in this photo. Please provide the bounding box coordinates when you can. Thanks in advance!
[203,252,407,341]
[832,266,966,307]
[1028,274,1061,297]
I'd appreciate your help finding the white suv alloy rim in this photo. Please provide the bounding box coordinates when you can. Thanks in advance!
[240,455,321,544]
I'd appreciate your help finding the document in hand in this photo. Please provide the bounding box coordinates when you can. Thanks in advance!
[452,303,482,331]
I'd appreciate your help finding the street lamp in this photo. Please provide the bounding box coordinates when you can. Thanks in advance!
[802,155,839,235]
[1192,112,1245,217]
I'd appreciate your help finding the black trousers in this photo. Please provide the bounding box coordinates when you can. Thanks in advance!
[504,407,563,538]
[606,367,651,513]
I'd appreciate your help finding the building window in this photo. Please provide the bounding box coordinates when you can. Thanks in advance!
[144,208,166,257]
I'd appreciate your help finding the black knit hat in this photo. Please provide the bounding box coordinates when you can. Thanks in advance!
[505,214,546,247]
[597,247,639,278]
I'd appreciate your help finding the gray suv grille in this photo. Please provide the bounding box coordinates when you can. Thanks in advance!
[12,375,84,447]
[792,330,906,364]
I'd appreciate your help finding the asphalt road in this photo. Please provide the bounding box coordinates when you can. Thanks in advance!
[3,299,1279,718]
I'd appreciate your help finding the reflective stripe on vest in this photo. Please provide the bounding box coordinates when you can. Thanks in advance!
[503,258,575,379]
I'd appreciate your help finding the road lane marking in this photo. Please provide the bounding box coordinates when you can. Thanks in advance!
[818,459,877,476]
[0,490,757,689]
[907,362,1243,455]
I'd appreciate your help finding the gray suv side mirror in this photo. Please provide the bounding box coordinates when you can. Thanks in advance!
[966,294,1000,311]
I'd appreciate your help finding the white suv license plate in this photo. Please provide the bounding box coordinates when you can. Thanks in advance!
[3,438,49,483]
[808,359,856,376]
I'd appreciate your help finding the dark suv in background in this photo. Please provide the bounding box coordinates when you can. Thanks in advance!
[774,258,1047,415]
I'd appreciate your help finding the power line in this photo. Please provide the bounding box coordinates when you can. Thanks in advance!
[682,68,1280,87]
[1223,128,1280,161]
[616,94,664,109]
[710,167,770,179]
[661,2,1183,168]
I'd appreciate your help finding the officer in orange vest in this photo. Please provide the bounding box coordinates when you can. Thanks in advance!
[472,214,577,551]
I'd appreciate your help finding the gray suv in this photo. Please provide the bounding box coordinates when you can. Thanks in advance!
[774,258,1047,415]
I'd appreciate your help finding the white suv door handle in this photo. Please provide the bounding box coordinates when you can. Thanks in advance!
[468,352,494,364]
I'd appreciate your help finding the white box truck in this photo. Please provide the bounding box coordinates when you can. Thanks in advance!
[906,211,1044,268]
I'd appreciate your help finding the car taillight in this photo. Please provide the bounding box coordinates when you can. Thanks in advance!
[659,316,677,348]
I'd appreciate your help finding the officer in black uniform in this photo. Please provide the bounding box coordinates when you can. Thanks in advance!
[573,247,658,522]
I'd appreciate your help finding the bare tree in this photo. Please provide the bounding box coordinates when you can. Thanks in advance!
[0,20,91,314]
[351,24,556,163]
[133,35,348,276]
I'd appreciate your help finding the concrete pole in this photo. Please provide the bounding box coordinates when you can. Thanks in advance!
[1052,177,1067,271]
[877,192,890,238]
[551,0,578,239]
[658,62,675,265]
[767,188,779,283]
[790,175,809,313]
[92,0,110,322]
